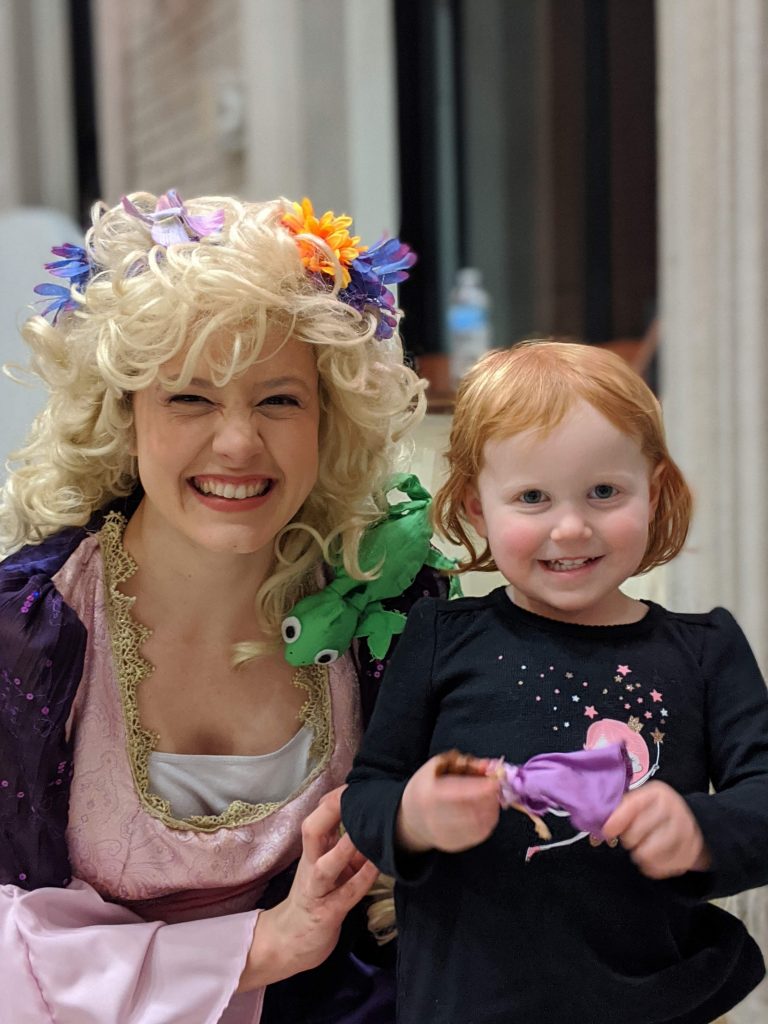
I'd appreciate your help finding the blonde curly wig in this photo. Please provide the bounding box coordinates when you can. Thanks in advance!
[1,192,426,648]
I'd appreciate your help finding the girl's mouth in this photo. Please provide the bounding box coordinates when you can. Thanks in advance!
[542,556,600,573]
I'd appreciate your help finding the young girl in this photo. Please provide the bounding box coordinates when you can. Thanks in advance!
[342,340,768,1024]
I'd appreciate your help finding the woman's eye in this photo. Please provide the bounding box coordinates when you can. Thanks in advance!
[260,394,300,408]
[168,394,211,406]
[519,489,545,505]
[590,484,618,500]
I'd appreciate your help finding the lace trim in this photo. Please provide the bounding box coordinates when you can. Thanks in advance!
[100,512,333,832]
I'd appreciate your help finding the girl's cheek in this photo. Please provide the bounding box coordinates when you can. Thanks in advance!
[500,520,542,555]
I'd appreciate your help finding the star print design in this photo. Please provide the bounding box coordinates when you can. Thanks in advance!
[501,657,667,799]
[500,652,668,865]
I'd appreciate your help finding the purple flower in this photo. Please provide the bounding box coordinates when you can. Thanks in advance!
[33,244,92,322]
[122,189,225,246]
[340,237,416,339]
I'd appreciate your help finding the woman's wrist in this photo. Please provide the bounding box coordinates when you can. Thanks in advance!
[237,907,290,992]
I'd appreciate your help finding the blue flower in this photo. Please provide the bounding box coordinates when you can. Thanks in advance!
[33,244,92,322]
[341,238,416,339]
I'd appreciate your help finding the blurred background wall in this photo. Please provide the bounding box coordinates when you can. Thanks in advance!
[0,4,767,1016]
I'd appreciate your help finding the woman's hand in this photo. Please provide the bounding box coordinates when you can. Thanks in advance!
[602,780,711,879]
[396,754,501,854]
[238,787,379,991]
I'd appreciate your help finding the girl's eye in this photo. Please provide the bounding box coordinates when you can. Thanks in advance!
[590,484,618,500]
[519,489,546,505]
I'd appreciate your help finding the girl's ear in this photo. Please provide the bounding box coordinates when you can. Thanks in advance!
[462,485,488,539]
[648,462,664,520]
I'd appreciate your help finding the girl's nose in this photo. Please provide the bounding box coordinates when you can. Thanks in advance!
[550,510,593,543]
[212,411,264,460]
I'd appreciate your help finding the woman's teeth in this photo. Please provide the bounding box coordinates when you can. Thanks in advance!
[195,479,270,499]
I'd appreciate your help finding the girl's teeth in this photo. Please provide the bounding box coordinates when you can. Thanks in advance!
[548,558,591,571]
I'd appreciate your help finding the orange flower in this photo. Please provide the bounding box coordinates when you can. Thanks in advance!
[282,198,365,287]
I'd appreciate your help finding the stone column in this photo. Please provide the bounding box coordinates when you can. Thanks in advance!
[657,2,768,1020]
[658,0,768,666]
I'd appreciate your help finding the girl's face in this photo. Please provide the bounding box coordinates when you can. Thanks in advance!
[464,400,661,625]
[130,332,320,562]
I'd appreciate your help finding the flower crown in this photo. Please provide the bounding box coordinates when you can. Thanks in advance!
[33,190,415,339]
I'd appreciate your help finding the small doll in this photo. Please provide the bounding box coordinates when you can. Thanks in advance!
[435,742,632,843]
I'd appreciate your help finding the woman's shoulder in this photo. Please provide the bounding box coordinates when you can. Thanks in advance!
[1,525,90,583]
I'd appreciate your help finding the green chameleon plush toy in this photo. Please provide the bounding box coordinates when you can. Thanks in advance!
[281,473,460,666]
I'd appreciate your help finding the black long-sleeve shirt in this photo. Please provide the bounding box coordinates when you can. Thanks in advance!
[342,590,768,1024]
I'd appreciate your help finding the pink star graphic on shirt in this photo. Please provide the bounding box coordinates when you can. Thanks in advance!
[650,689,663,702]
[616,665,631,676]
[584,705,598,719]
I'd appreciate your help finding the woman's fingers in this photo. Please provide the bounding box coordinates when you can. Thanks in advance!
[301,786,345,861]
[312,831,374,894]
[297,788,378,901]
[328,856,379,909]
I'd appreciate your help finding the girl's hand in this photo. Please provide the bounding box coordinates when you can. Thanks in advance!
[396,754,501,854]
[238,787,379,991]
[602,780,711,879]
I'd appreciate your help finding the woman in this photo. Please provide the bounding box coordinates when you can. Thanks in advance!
[0,191,440,1022]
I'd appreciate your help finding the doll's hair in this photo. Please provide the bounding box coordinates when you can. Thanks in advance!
[1,192,425,648]
[432,339,692,575]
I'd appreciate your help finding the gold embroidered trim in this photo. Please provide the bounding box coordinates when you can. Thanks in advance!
[100,512,333,832]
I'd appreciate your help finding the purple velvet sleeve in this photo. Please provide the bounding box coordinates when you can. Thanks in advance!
[497,741,632,836]
[0,569,85,888]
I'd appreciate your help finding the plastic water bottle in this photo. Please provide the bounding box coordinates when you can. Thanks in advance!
[447,267,492,388]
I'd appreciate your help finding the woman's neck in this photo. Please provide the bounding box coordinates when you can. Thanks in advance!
[121,503,273,638]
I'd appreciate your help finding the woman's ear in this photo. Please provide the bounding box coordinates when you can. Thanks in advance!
[648,462,664,520]
[123,394,141,458]
[462,485,488,539]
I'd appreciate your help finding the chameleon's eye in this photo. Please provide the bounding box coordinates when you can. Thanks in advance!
[282,616,302,643]
[314,649,339,665]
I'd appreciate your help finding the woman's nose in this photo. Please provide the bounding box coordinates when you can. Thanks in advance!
[550,510,592,542]
[211,411,264,460]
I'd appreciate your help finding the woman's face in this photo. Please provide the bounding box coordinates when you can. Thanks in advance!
[130,332,320,559]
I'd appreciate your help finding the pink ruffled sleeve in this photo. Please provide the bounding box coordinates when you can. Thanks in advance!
[1,879,264,1024]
